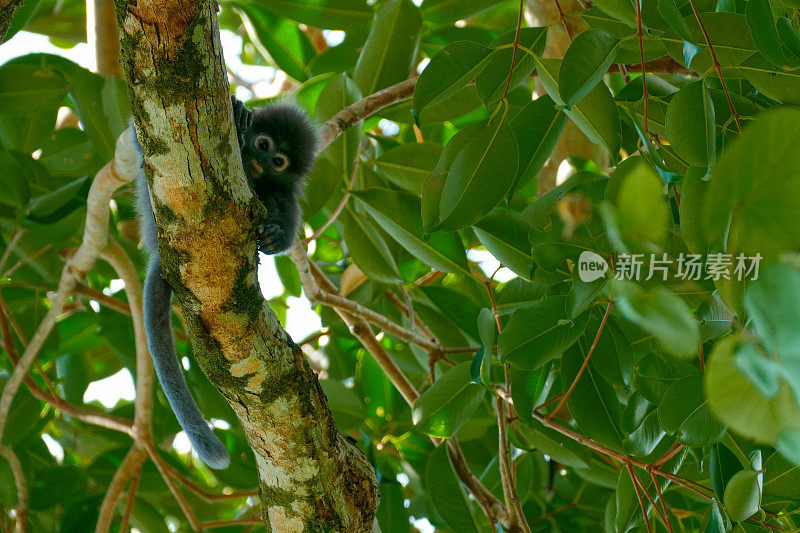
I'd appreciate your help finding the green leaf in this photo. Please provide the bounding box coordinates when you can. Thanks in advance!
[710,443,742,499]
[633,352,701,404]
[499,295,590,370]
[666,80,716,166]
[658,375,726,446]
[353,0,422,95]
[413,41,493,118]
[421,286,483,340]
[723,470,761,522]
[592,0,637,27]
[534,57,621,156]
[744,263,800,357]
[319,378,366,430]
[233,3,315,81]
[373,142,442,194]
[420,0,506,24]
[0,149,30,207]
[473,209,534,280]
[509,364,551,426]
[349,188,476,282]
[704,107,800,309]
[612,160,669,248]
[377,482,409,533]
[426,443,481,532]
[562,344,625,449]
[559,29,619,106]
[658,0,693,42]
[706,336,800,443]
[412,362,485,438]
[475,28,548,106]
[739,54,800,106]
[746,0,791,68]
[509,95,567,197]
[661,13,757,73]
[614,281,699,359]
[256,0,373,30]
[0,63,67,114]
[432,116,518,232]
[339,205,402,283]
[511,422,592,469]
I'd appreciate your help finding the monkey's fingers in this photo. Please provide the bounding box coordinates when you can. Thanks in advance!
[258,223,286,255]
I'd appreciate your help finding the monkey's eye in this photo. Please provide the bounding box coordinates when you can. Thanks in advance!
[255,135,273,153]
[271,153,290,172]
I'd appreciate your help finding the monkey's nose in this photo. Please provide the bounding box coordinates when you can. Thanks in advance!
[250,159,263,175]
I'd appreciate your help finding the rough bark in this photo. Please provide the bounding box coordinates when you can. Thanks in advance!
[0,0,22,42]
[114,1,379,530]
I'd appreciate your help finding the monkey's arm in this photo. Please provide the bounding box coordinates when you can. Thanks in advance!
[134,124,230,470]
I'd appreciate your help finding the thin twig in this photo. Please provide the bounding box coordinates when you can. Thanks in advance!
[118,473,140,533]
[551,297,614,417]
[635,0,650,136]
[303,192,350,244]
[0,446,27,532]
[2,244,52,279]
[0,230,23,274]
[686,2,741,132]
[502,0,525,101]
[627,464,653,533]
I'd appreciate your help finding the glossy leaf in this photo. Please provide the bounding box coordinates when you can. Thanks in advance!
[559,29,619,106]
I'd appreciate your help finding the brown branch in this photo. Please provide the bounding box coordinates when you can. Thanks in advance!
[302,192,350,244]
[627,464,653,533]
[551,297,613,416]
[1,244,52,279]
[3,281,132,316]
[0,129,139,443]
[95,447,147,533]
[685,4,741,132]
[0,230,23,273]
[0,446,27,532]
[118,472,139,533]
[316,77,417,153]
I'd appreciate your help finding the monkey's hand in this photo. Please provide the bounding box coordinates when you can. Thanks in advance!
[258,223,291,255]
[231,96,252,149]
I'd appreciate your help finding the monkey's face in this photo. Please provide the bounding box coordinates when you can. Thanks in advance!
[241,103,318,192]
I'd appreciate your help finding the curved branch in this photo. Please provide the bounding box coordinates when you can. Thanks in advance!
[0,129,139,442]
[0,446,27,532]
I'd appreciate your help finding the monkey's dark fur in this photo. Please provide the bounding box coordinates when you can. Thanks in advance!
[133,97,318,469]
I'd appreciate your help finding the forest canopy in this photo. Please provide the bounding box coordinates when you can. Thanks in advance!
[1,0,800,531]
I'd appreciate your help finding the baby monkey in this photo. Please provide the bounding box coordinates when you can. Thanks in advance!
[134,97,318,469]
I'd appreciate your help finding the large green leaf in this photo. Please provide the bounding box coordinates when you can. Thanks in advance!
[432,116,518,232]
[632,352,701,404]
[0,63,68,114]
[614,281,700,359]
[413,41,493,118]
[509,95,567,197]
[232,2,315,81]
[746,0,791,68]
[349,188,476,282]
[498,295,590,370]
[723,470,762,522]
[475,28,548,106]
[257,0,373,30]
[426,443,481,532]
[665,80,716,166]
[473,209,534,280]
[412,363,485,438]
[563,344,625,449]
[535,57,621,156]
[339,205,402,283]
[420,0,506,24]
[657,375,726,446]
[353,0,422,95]
[559,29,619,106]
[703,107,800,309]
[373,142,442,194]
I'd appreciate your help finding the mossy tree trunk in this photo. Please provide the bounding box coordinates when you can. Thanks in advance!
[114,1,379,530]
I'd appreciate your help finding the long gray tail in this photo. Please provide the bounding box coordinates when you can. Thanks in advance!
[143,255,231,469]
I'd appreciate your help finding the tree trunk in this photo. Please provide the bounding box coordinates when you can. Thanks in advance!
[114,1,379,530]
